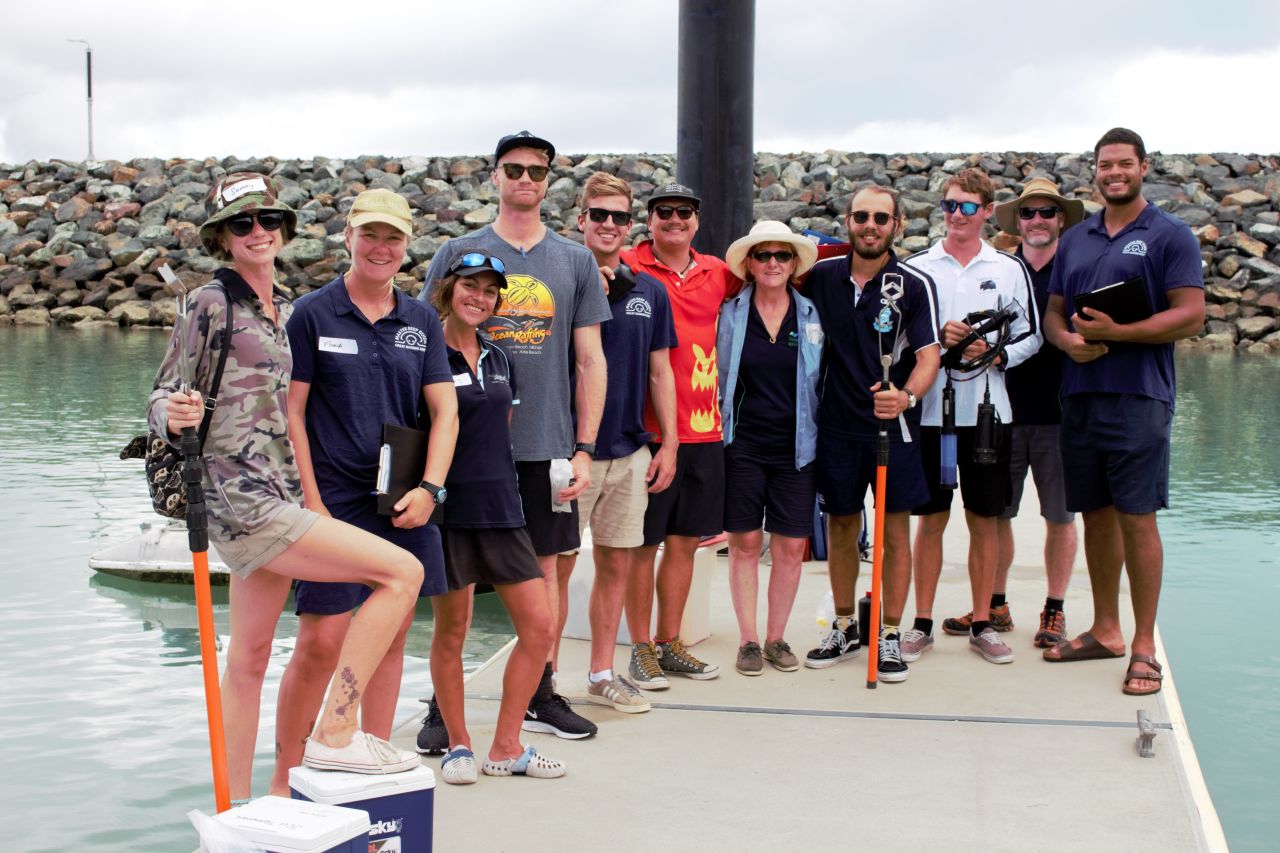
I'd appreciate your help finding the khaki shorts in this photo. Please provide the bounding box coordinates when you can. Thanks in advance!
[576,446,652,548]
[214,502,319,579]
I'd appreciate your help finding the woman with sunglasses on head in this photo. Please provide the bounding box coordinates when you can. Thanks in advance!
[424,253,564,782]
[716,221,822,676]
[148,174,426,802]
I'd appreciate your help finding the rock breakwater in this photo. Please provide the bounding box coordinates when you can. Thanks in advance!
[2,150,1278,353]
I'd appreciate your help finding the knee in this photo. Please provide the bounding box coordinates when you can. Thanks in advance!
[226,634,274,685]
[294,625,345,677]
[521,611,556,655]
[380,553,423,598]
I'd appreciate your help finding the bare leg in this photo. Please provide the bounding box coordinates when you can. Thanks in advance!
[536,554,560,667]
[1046,506,1126,659]
[588,545,631,673]
[222,568,293,800]
[551,553,575,671]
[995,517,1014,593]
[655,534,699,640]
[881,511,913,625]
[1116,510,1162,691]
[826,514,863,614]
[912,509,949,619]
[1045,519,1078,600]
[625,544,659,644]
[264,516,422,748]
[727,530,763,645]
[763,534,806,644]
[429,587,473,750]
[490,578,556,761]
[269,612,351,795]
[965,511,998,623]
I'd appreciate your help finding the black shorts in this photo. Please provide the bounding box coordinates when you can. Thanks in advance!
[440,526,544,592]
[723,444,816,538]
[816,429,931,517]
[913,425,1012,518]
[642,441,725,546]
[516,460,581,557]
[1060,393,1171,514]
[294,502,447,616]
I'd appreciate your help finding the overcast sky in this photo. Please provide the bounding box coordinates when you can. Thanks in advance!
[2,1,1278,164]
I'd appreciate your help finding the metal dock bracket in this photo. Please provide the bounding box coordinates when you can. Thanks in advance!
[1136,710,1157,758]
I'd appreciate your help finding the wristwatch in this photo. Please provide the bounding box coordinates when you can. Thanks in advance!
[574,442,597,459]
[905,389,917,410]
[419,480,448,505]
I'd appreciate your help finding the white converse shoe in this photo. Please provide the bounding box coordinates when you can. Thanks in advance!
[303,730,421,774]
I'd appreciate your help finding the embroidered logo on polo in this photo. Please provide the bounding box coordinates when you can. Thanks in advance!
[979,279,997,291]
[625,296,652,318]
[1122,240,1148,257]
[873,304,895,333]
[486,273,554,351]
[393,326,428,352]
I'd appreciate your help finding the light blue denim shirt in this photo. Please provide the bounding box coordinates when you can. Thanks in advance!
[717,283,824,469]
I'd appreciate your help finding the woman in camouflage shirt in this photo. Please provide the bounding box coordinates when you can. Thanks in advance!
[149,174,425,798]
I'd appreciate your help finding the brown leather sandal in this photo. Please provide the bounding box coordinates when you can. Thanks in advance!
[1122,654,1164,696]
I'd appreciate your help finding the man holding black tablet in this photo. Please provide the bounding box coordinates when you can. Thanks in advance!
[1042,128,1205,697]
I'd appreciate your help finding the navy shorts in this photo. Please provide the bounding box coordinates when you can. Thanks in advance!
[913,425,1013,518]
[642,441,725,546]
[294,499,447,616]
[516,460,581,557]
[1060,393,1171,514]
[816,429,930,517]
[723,443,816,538]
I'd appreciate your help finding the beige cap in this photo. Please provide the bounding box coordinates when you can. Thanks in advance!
[347,188,413,237]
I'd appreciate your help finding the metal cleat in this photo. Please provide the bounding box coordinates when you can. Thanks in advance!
[1136,710,1157,758]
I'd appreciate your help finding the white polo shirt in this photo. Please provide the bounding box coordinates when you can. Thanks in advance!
[907,239,1042,426]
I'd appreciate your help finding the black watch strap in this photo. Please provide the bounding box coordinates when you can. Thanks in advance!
[419,480,446,504]
[574,442,597,459]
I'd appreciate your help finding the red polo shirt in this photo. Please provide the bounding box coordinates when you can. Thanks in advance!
[621,240,741,444]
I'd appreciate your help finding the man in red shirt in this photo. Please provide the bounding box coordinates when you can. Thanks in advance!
[620,183,740,687]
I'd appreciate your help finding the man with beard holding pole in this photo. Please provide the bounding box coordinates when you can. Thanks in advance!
[802,186,940,683]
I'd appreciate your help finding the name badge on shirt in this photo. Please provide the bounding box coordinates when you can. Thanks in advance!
[318,337,358,355]
[452,372,473,387]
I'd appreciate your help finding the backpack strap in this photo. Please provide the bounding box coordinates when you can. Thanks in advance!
[195,284,234,452]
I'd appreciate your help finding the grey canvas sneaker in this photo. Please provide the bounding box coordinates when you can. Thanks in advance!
[970,627,1015,664]
[628,642,670,690]
[899,628,934,662]
[587,675,652,713]
[763,639,800,672]
[736,641,764,676]
[657,637,720,680]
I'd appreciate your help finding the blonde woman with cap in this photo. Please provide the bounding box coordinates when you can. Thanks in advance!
[148,175,429,802]
[267,188,458,793]
[716,221,822,675]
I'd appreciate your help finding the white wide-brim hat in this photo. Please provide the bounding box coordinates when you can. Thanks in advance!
[725,220,819,279]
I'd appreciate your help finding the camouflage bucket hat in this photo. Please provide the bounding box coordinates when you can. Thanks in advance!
[198,172,298,255]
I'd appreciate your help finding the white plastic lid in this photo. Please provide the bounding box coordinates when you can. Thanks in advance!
[213,796,370,852]
[288,764,436,805]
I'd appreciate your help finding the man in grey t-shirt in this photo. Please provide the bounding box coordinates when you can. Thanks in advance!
[420,130,610,742]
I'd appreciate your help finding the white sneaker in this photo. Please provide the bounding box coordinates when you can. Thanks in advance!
[587,675,652,713]
[303,730,421,774]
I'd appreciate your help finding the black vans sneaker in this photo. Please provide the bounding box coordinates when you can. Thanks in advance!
[804,621,862,668]
[415,696,448,755]
[877,631,909,683]
[522,692,598,740]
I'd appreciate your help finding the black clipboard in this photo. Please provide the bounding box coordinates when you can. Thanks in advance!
[376,423,427,517]
[1075,276,1152,326]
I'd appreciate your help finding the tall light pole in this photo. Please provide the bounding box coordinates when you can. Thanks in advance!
[67,39,94,161]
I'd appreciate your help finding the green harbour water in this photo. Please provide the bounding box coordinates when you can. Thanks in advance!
[0,327,1276,851]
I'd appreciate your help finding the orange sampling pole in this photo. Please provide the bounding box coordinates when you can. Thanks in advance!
[866,355,892,689]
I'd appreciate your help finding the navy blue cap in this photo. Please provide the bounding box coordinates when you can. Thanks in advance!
[494,130,555,163]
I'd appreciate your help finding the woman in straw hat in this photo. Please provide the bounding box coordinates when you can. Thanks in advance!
[717,221,823,676]
[148,174,425,802]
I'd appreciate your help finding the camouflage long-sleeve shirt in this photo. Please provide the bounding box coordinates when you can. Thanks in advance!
[146,268,302,544]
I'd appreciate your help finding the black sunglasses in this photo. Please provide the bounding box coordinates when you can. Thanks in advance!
[850,211,894,226]
[751,250,796,264]
[941,199,982,216]
[225,211,286,237]
[652,204,696,221]
[1019,206,1061,220]
[500,163,550,181]
[585,207,632,226]
[449,252,507,275]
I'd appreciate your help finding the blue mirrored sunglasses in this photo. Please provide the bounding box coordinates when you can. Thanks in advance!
[451,252,506,275]
[941,199,982,216]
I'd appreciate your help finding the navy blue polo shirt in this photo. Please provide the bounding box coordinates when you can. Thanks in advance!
[441,337,525,528]
[805,253,940,441]
[597,266,678,460]
[287,276,453,506]
[731,296,798,458]
[1005,247,1064,425]
[1050,203,1203,404]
